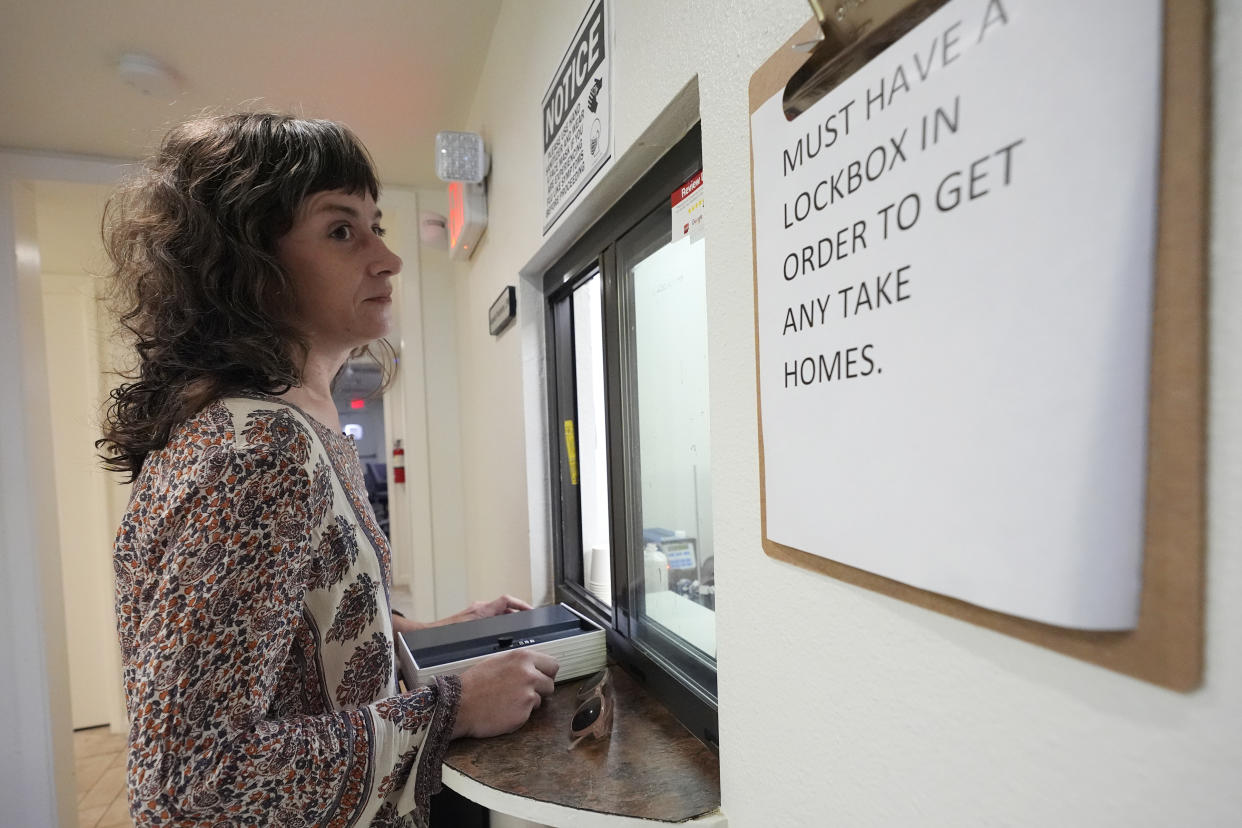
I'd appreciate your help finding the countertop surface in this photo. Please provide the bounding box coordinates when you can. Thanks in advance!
[445,664,720,823]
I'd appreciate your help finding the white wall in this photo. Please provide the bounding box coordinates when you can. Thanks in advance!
[40,271,117,730]
[455,0,712,603]
[369,185,470,616]
[35,180,129,736]
[414,187,470,618]
[445,1,1242,825]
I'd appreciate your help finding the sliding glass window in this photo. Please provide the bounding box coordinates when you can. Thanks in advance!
[546,125,716,743]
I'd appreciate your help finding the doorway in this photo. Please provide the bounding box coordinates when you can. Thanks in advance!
[334,355,391,539]
[35,180,127,733]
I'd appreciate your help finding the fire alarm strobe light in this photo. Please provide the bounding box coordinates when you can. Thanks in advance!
[435,131,489,184]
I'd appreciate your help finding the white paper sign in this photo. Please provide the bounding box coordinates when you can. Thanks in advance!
[542,0,612,233]
[750,0,1161,629]
[672,170,704,243]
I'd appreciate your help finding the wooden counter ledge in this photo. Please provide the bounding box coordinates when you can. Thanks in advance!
[444,665,721,823]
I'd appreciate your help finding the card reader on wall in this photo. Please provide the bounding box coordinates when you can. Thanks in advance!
[395,603,606,688]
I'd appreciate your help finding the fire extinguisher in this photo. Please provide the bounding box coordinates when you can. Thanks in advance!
[392,439,406,484]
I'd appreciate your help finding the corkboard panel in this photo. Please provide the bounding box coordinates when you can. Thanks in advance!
[748,1,1208,690]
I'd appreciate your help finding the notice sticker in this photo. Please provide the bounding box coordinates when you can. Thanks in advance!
[671,170,704,244]
[541,0,612,234]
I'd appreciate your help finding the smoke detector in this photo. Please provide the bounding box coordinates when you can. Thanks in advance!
[419,211,449,249]
[117,53,181,100]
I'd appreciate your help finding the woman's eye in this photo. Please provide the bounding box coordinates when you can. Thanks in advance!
[330,225,353,241]
[373,225,387,238]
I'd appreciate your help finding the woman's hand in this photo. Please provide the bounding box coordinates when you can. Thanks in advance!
[457,594,533,622]
[390,611,423,635]
[452,649,560,739]
[435,595,533,628]
[390,595,531,634]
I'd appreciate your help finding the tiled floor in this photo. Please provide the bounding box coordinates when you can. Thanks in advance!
[73,727,135,828]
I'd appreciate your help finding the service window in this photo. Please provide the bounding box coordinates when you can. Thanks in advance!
[546,125,716,743]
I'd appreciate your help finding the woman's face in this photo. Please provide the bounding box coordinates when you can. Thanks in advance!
[276,188,402,355]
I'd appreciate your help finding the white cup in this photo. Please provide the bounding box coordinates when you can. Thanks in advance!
[588,546,611,600]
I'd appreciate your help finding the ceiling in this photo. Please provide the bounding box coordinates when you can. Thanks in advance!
[0,0,501,188]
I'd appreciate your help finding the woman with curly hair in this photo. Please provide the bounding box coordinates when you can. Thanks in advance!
[99,113,557,827]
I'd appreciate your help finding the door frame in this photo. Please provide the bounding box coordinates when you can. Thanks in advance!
[0,149,126,828]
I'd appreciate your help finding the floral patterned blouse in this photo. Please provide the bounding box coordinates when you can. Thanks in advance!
[114,395,460,827]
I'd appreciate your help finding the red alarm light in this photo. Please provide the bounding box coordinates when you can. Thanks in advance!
[446,179,487,260]
[350,399,365,410]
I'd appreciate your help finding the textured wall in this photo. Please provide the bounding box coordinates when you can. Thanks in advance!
[454,1,1242,824]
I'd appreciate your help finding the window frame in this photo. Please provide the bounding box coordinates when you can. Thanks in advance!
[543,124,718,747]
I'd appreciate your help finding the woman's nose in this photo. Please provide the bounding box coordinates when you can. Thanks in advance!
[372,239,402,277]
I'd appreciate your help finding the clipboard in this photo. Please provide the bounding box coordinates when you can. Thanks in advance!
[748,1,1208,691]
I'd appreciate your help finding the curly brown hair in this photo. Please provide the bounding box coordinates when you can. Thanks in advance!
[98,112,390,480]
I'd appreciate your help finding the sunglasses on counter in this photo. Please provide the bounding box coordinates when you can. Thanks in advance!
[568,668,613,749]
